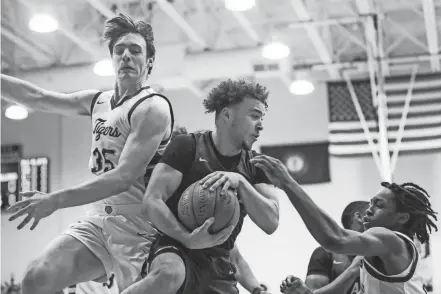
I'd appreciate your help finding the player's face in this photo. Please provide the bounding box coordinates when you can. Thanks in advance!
[230,97,265,150]
[363,188,405,230]
[112,33,149,80]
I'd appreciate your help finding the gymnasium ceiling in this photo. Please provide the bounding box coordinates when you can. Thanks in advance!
[1,0,441,85]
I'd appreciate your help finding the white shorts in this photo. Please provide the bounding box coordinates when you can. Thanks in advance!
[63,204,157,292]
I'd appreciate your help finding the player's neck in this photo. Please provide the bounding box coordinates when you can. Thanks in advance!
[211,129,241,156]
[114,78,148,103]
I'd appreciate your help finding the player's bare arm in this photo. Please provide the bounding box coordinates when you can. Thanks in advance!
[8,97,171,229]
[144,163,234,249]
[199,172,279,234]
[230,243,267,293]
[251,154,406,257]
[1,74,98,116]
[305,275,330,291]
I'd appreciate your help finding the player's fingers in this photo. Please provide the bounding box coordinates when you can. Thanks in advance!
[7,199,31,213]
[30,218,40,230]
[201,173,223,189]
[8,206,31,221]
[208,176,227,191]
[199,172,220,185]
[215,225,234,245]
[220,181,230,195]
[17,214,33,230]
[199,217,215,232]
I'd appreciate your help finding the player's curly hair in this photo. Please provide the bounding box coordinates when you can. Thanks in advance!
[103,13,155,73]
[381,182,438,244]
[341,201,369,229]
[203,79,269,115]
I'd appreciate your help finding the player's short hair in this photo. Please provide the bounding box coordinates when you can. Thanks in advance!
[203,79,269,115]
[381,182,438,244]
[103,13,155,70]
[341,201,369,229]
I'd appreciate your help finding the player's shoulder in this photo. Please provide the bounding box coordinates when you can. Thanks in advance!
[170,133,196,148]
[311,246,332,260]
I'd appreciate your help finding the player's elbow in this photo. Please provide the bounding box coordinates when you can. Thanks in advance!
[114,169,137,192]
[262,214,279,235]
[321,235,346,254]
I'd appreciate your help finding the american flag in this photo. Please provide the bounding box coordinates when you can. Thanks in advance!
[328,73,441,157]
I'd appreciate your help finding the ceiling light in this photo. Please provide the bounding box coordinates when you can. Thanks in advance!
[262,41,290,60]
[93,59,114,77]
[29,14,58,33]
[5,105,28,120]
[225,0,256,12]
[289,79,315,95]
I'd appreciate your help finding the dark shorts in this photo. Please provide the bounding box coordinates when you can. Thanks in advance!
[142,234,239,294]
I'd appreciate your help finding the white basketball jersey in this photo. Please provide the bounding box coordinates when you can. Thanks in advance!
[359,231,426,294]
[88,86,173,207]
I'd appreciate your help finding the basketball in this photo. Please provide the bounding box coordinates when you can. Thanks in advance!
[178,180,241,234]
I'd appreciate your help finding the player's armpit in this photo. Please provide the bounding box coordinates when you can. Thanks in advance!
[331,227,403,257]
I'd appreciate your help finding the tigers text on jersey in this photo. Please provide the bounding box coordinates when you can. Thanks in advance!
[359,231,426,294]
[88,86,173,208]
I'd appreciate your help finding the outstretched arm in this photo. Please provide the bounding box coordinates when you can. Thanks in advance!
[231,244,266,293]
[1,74,98,115]
[8,96,172,229]
[251,155,403,257]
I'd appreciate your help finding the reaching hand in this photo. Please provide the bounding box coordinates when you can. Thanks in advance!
[8,191,58,230]
[250,155,293,189]
[198,171,244,195]
[185,217,235,250]
[280,276,313,294]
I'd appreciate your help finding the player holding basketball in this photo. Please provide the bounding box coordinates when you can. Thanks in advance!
[2,13,228,294]
[121,79,279,294]
[251,155,438,294]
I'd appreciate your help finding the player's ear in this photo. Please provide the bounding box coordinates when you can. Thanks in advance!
[220,107,232,121]
[396,212,410,225]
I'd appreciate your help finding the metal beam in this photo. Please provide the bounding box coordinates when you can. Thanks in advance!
[156,0,207,48]
[86,0,115,19]
[387,18,429,52]
[422,0,440,71]
[231,11,261,43]
[290,0,340,78]
[1,26,52,61]
[355,0,389,76]
[17,0,102,59]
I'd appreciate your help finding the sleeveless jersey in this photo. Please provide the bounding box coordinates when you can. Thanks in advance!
[88,86,174,207]
[360,231,426,294]
[166,131,262,253]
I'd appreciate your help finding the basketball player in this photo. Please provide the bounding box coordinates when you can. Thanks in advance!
[280,201,369,294]
[121,79,279,294]
[251,154,438,294]
[2,13,228,294]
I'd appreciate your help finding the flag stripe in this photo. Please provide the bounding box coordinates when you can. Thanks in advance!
[329,121,441,134]
[328,73,441,157]
[329,139,441,155]
[330,134,441,146]
[330,128,441,143]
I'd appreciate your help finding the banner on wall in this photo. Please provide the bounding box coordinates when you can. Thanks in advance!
[260,142,330,185]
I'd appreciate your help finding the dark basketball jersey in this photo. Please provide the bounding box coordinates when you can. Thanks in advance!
[166,131,261,252]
